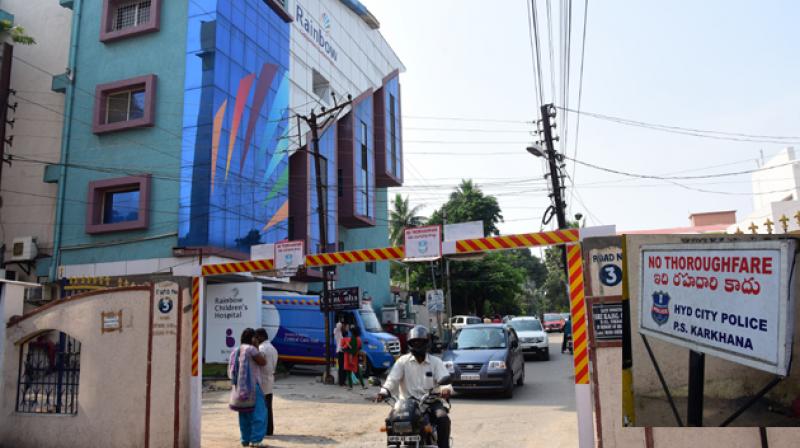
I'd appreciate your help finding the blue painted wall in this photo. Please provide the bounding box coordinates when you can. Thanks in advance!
[58,0,188,266]
[179,0,291,254]
[336,187,391,309]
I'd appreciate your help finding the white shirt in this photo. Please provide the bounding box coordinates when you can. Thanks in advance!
[334,323,343,353]
[258,341,279,394]
[381,353,452,401]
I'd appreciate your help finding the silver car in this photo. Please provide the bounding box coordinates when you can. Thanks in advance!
[508,317,550,360]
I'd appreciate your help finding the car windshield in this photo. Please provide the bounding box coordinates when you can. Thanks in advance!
[359,309,383,333]
[544,314,561,321]
[454,327,507,349]
[509,320,542,332]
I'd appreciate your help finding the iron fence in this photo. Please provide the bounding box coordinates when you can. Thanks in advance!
[16,332,81,414]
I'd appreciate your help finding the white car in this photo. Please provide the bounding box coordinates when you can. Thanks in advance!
[448,315,482,330]
[508,317,549,360]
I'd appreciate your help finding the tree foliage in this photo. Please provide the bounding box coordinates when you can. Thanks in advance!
[1,20,35,45]
[428,180,503,236]
[389,193,424,247]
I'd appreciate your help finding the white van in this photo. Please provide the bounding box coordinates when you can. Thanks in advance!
[448,315,482,330]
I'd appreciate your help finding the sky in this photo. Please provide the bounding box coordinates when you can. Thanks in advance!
[361,0,800,235]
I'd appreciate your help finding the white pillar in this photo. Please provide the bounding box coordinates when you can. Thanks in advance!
[575,383,594,448]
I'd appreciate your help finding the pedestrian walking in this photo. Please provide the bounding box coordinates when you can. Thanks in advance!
[334,317,349,386]
[561,317,572,353]
[255,328,279,437]
[343,326,366,389]
[228,328,268,447]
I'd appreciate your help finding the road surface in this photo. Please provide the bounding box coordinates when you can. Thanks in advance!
[202,333,578,447]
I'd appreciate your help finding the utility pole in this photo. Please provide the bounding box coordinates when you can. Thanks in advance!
[539,103,567,230]
[537,103,569,277]
[298,93,352,385]
[0,43,14,190]
[443,208,452,336]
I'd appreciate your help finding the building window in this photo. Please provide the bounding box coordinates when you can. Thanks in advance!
[114,0,151,31]
[101,0,161,42]
[389,93,398,175]
[360,120,369,216]
[365,262,376,274]
[16,331,81,415]
[86,175,151,234]
[102,188,140,223]
[312,69,332,103]
[93,74,156,134]
[262,0,294,23]
[106,89,145,124]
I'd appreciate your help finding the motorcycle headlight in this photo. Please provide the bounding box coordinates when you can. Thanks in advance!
[443,360,455,373]
[488,360,507,370]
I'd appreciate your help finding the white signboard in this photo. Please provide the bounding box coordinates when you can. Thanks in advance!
[639,241,796,375]
[205,282,261,363]
[404,226,442,262]
[589,247,623,297]
[444,221,483,241]
[250,243,274,261]
[426,289,444,312]
[275,240,305,277]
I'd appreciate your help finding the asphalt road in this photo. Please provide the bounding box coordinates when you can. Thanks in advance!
[202,333,578,447]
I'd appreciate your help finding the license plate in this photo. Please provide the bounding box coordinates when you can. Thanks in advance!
[388,435,421,442]
[460,374,480,381]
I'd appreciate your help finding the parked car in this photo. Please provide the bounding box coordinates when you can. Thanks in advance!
[262,293,401,375]
[543,313,566,332]
[448,315,482,330]
[382,322,416,353]
[441,324,525,398]
[507,317,549,360]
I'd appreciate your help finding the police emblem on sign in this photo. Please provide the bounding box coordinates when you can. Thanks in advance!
[419,240,428,254]
[651,291,670,326]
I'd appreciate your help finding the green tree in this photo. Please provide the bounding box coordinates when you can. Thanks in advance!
[1,20,35,45]
[428,180,503,236]
[389,193,424,246]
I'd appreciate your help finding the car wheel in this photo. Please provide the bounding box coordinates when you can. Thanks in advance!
[516,365,525,386]
[503,381,514,399]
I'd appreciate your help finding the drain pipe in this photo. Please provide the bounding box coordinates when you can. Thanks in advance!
[50,0,82,283]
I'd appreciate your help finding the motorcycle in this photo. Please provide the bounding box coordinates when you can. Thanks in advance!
[379,378,453,448]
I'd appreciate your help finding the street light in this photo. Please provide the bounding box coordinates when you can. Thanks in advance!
[526,144,545,158]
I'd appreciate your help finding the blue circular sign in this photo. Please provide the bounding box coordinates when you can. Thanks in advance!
[158,297,173,314]
[600,264,622,287]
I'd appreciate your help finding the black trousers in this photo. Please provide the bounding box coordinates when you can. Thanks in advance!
[430,400,451,448]
[562,333,571,352]
[337,351,346,386]
[263,393,274,435]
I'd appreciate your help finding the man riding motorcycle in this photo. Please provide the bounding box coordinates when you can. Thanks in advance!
[376,326,453,448]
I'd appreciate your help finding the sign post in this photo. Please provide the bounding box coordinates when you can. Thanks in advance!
[404,226,442,262]
[321,287,361,311]
[639,240,797,426]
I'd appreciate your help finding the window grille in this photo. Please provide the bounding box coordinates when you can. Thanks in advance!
[114,0,151,31]
[16,332,81,414]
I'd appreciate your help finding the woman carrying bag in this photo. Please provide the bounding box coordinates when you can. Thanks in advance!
[228,328,268,447]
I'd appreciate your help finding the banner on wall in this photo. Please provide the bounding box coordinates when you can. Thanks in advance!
[205,282,261,363]
[639,240,796,375]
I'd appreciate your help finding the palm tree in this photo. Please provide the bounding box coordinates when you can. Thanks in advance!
[389,194,424,246]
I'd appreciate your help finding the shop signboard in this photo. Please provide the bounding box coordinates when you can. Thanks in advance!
[322,287,360,312]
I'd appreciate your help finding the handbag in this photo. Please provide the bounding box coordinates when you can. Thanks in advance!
[228,347,256,412]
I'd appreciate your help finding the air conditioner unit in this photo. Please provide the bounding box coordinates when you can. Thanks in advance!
[10,236,38,261]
